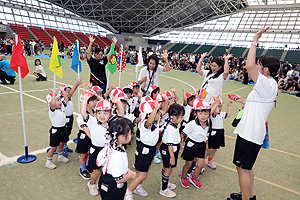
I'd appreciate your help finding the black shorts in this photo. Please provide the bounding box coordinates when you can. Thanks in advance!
[135,142,156,172]
[160,143,180,168]
[135,128,141,146]
[88,145,104,170]
[208,129,225,149]
[75,130,92,154]
[65,115,74,137]
[99,173,127,200]
[233,135,262,170]
[49,126,68,147]
[181,138,206,161]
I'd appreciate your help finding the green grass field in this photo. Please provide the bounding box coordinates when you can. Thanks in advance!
[0,55,299,200]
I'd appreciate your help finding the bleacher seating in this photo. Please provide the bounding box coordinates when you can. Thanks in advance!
[99,36,112,46]
[74,32,89,46]
[283,50,300,63]
[195,45,214,54]
[181,44,199,53]
[265,49,283,60]
[243,48,264,58]
[169,43,186,52]
[28,26,52,46]
[8,23,36,41]
[210,46,230,57]
[60,30,81,46]
[90,34,106,48]
[229,47,246,58]
[45,28,71,47]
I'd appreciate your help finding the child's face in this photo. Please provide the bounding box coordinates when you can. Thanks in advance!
[55,98,62,109]
[214,105,222,115]
[121,101,127,109]
[65,87,71,95]
[133,86,139,94]
[173,114,183,125]
[196,109,210,123]
[125,91,132,98]
[35,60,40,65]
[118,130,132,145]
[96,91,102,96]
[96,110,112,124]
[87,99,97,110]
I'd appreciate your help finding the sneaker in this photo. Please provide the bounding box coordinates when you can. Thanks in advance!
[206,160,216,170]
[58,156,69,163]
[201,167,205,173]
[45,160,57,169]
[63,150,68,157]
[152,155,161,164]
[73,138,78,143]
[156,152,162,159]
[188,175,202,189]
[159,188,176,198]
[133,185,148,197]
[64,146,73,153]
[180,176,189,188]
[124,192,134,200]
[87,181,99,196]
[79,169,91,180]
[160,182,176,190]
[230,192,242,200]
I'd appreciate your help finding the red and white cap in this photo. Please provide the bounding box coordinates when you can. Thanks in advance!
[131,81,140,87]
[92,86,103,92]
[208,96,224,105]
[153,93,165,102]
[46,93,60,104]
[96,100,112,110]
[116,91,128,101]
[192,99,211,110]
[165,91,173,99]
[80,89,97,103]
[122,84,133,91]
[141,96,153,103]
[139,101,155,114]
[148,85,159,94]
[110,87,123,98]
[185,92,194,99]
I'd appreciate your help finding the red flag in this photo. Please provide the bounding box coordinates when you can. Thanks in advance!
[117,45,126,72]
[10,34,29,78]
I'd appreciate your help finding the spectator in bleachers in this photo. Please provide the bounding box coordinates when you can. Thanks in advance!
[60,41,65,53]
[50,42,53,53]
[5,37,12,55]
[24,39,30,56]
[281,77,296,93]
[29,39,36,56]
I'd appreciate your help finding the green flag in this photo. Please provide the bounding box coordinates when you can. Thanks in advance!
[106,43,117,74]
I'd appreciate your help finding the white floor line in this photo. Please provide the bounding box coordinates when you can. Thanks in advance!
[27,74,67,85]
[160,74,196,92]
[0,88,50,95]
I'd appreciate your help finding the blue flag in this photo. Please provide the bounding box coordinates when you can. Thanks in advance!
[71,40,82,73]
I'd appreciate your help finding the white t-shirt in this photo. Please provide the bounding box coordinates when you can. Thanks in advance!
[211,112,227,130]
[85,115,107,147]
[162,123,181,145]
[128,96,139,113]
[140,118,159,146]
[183,104,192,122]
[234,73,278,145]
[183,118,209,143]
[64,98,74,117]
[36,65,46,77]
[199,70,229,102]
[106,147,128,186]
[48,104,66,127]
[138,65,165,96]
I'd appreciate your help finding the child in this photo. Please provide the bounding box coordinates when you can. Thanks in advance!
[91,82,115,99]
[33,59,47,81]
[125,99,167,200]
[149,85,160,98]
[81,93,124,196]
[130,82,142,116]
[159,103,185,198]
[98,116,136,200]
[45,86,69,169]
[206,97,232,170]
[76,89,98,180]
[179,98,218,189]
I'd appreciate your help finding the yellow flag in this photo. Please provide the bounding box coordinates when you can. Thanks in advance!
[49,38,63,78]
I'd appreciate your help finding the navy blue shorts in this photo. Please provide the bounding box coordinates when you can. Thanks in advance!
[49,126,68,147]
[135,142,156,172]
[181,138,206,161]
[160,143,180,168]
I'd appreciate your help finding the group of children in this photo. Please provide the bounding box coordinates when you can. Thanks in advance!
[45,76,233,200]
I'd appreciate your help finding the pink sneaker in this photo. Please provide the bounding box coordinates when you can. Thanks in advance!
[206,160,217,170]
[180,176,189,188]
[188,174,202,189]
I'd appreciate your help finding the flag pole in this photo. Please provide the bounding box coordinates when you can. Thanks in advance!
[17,66,37,164]
[54,73,56,92]
[118,46,122,88]
[78,64,80,114]
[107,69,110,91]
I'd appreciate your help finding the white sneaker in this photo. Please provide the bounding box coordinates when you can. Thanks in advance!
[124,192,134,200]
[58,156,69,163]
[157,152,162,159]
[159,188,176,198]
[152,155,161,164]
[45,160,56,169]
[133,185,148,197]
[160,182,176,190]
[87,181,99,196]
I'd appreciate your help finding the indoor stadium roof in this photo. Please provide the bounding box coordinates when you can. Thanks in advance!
[46,0,248,36]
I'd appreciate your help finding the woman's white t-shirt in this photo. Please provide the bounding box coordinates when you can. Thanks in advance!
[234,73,278,145]
[36,65,47,77]
[199,70,229,102]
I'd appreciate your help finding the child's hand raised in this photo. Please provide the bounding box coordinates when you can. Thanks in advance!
[213,94,221,102]
[228,101,233,107]
[81,92,90,101]
[48,88,55,93]
[170,87,176,93]
[154,99,161,110]
[110,82,115,89]
[76,78,83,86]
[87,81,92,89]
[182,87,185,92]
[111,96,121,104]
[58,85,64,92]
